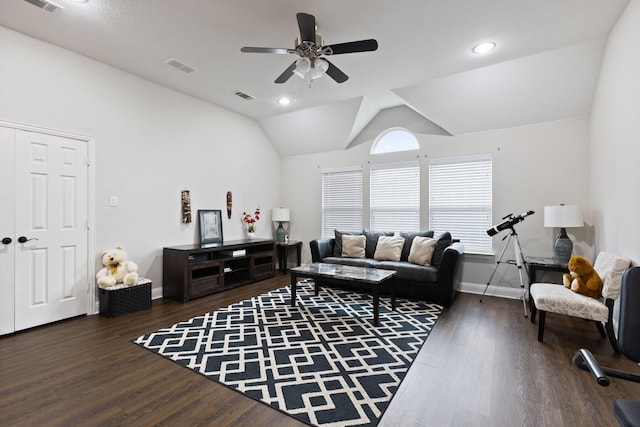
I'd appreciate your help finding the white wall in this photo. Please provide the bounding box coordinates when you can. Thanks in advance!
[590,0,640,265]
[0,26,282,297]
[281,118,591,288]
[1,16,615,298]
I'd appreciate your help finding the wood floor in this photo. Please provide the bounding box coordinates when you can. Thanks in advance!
[1,275,639,427]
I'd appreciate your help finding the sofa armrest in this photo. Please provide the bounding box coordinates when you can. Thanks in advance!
[437,242,465,307]
[310,238,335,262]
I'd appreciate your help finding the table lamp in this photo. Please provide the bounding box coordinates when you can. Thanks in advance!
[272,208,290,244]
[544,204,584,264]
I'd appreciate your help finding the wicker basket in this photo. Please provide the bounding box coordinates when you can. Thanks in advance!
[99,278,152,317]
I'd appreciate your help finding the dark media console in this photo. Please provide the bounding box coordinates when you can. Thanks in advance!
[162,238,275,302]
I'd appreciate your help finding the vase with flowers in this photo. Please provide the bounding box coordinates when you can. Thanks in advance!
[242,207,260,239]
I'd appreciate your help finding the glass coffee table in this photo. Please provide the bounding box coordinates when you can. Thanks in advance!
[290,263,397,326]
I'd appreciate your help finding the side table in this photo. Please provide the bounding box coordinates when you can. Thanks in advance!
[526,256,568,287]
[276,240,302,273]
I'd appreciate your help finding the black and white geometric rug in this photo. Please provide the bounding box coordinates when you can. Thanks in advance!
[133,283,442,427]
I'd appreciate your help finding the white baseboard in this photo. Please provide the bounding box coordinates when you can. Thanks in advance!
[460,281,525,300]
[93,283,520,314]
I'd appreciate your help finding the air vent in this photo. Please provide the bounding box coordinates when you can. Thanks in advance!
[233,91,255,101]
[23,0,62,12]
[163,58,197,74]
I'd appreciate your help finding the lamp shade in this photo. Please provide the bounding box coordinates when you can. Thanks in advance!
[543,205,584,228]
[544,205,583,264]
[272,208,290,222]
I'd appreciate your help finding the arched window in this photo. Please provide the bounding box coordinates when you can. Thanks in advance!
[370,128,419,154]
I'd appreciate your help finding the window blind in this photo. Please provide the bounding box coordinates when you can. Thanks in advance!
[321,167,363,237]
[370,161,420,231]
[429,155,492,254]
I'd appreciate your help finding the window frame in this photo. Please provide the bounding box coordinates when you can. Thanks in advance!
[428,154,493,254]
[369,160,421,232]
[321,166,363,238]
[370,127,420,155]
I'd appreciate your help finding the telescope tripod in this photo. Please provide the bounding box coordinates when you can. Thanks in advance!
[480,227,530,317]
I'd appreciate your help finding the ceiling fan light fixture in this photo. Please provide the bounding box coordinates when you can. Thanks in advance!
[472,41,496,54]
[293,57,311,79]
[311,58,329,80]
[293,57,328,81]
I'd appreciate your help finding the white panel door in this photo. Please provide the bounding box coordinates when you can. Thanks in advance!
[0,127,16,335]
[13,130,88,331]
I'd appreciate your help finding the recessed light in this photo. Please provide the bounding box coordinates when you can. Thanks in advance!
[277,97,292,106]
[472,41,496,55]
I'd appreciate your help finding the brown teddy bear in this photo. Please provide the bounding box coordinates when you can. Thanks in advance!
[562,255,603,299]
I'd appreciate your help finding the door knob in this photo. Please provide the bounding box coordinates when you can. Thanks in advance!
[17,236,38,243]
[1,237,11,245]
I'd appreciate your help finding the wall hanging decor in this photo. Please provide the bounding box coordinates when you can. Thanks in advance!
[226,191,233,219]
[181,190,191,223]
[198,210,223,244]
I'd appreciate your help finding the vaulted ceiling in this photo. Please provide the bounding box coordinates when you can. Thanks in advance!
[0,0,629,156]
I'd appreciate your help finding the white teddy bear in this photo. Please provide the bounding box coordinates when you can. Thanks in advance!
[96,245,139,288]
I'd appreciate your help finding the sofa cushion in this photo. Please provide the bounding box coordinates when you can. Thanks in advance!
[400,230,435,261]
[376,261,439,282]
[364,229,394,258]
[431,232,452,267]
[374,235,405,261]
[342,235,366,258]
[408,236,437,266]
[321,256,380,269]
[334,230,363,257]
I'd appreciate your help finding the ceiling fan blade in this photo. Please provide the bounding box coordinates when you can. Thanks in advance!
[241,47,294,55]
[325,60,348,83]
[326,39,378,55]
[297,13,316,42]
[275,62,297,84]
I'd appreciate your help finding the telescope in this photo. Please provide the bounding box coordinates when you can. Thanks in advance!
[487,210,535,236]
[483,209,535,316]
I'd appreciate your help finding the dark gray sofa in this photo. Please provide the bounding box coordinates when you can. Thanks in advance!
[309,230,464,307]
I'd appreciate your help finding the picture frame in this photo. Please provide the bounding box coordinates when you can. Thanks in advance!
[198,209,223,244]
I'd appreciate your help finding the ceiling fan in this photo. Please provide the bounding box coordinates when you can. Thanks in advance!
[240,12,378,84]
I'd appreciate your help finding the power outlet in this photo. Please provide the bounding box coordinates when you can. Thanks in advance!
[109,195,118,207]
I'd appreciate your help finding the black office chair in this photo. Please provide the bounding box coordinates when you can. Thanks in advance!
[573,266,640,427]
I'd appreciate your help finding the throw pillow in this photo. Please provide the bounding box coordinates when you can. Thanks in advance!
[431,232,452,267]
[400,230,435,261]
[364,229,394,259]
[408,236,437,266]
[334,230,362,257]
[342,235,366,258]
[373,235,405,261]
